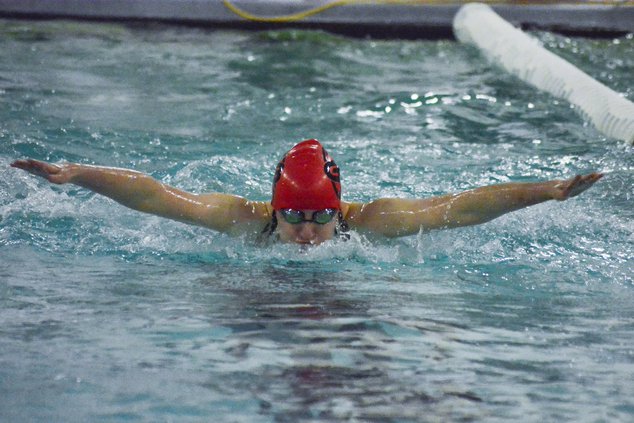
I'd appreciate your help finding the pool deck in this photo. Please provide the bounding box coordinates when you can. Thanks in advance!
[0,1,633,37]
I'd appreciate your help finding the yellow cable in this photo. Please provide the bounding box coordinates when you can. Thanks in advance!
[223,0,444,23]
[223,0,634,23]
[223,0,329,22]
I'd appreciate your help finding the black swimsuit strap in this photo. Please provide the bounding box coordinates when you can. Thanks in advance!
[336,211,351,240]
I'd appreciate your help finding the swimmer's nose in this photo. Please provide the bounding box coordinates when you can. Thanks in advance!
[296,222,318,244]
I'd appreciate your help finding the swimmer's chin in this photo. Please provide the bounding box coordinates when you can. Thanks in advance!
[277,238,322,246]
[293,241,320,249]
[280,239,328,248]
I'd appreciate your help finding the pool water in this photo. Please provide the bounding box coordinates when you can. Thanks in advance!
[1,20,633,422]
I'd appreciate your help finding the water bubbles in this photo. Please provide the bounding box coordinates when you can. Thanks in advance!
[355,110,383,119]
[279,106,293,121]
[475,94,496,103]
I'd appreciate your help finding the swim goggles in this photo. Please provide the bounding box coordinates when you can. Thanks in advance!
[279,208,337,225]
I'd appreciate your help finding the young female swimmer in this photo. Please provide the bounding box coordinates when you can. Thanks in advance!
[11,139,603,245]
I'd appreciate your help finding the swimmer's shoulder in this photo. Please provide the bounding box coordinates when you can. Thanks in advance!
[241,199,273,223]
[341,201,364,221]
[218,199,269,237]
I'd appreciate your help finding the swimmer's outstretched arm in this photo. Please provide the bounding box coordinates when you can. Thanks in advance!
[10,159,271,235]
[345,173,603,237]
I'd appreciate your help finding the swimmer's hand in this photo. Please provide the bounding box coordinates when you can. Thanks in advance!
[11,159,77,184]
[551,173,604,201]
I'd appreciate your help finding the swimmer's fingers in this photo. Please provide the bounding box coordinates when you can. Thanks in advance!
[10,159,71,184]
[553,172,604,200]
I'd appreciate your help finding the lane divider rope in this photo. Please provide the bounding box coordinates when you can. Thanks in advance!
[453,2,634,144]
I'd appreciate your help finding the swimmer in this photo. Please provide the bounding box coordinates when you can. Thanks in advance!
[11,139,603,245]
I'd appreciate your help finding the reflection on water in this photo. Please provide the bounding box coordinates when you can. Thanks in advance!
[194,265,484,421]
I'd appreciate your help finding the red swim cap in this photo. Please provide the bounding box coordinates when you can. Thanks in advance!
[272,139,341,210]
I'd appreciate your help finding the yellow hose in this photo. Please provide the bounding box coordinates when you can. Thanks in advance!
[222,0,420,23]
[223,0,634,23]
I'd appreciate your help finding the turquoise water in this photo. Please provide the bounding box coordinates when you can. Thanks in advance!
[1,20,633,421]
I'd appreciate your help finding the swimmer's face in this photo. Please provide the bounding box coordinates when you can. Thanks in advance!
[275,209,338,245]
